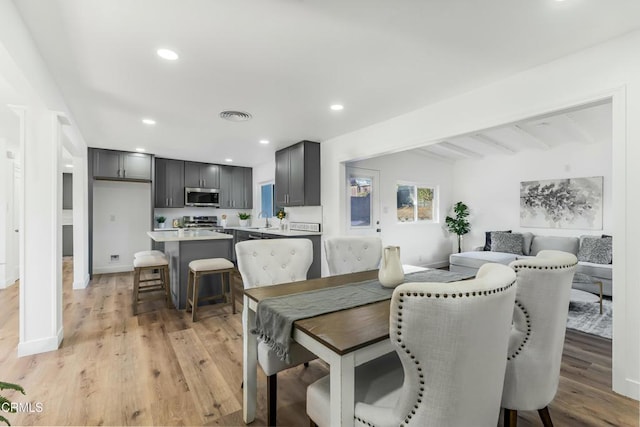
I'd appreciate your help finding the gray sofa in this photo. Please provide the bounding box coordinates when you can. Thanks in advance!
[449,233,612,296]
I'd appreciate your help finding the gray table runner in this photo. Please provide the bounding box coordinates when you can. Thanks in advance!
[251,269,474,363]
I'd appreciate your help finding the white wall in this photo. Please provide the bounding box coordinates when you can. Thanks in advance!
[453,140,612,249]
[320,30,640,399]
[349,151,455,266]
[1,0,90,355]
[93,181,151,274]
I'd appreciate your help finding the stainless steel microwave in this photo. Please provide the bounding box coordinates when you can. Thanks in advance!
[185,187,220,207]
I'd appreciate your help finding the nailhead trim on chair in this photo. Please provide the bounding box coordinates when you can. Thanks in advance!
[512,263,577,270]
[507,299,531,361]
[505,263,576,361]
[380,279,517,426]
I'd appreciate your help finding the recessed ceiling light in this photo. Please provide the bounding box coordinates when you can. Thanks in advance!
[142,118,156,125]
[225,158,233,163]
[157,48,179,61]
[65,164,74,168]
[259,140,270,144]
[330,104,344,111]
[135,148,146,152]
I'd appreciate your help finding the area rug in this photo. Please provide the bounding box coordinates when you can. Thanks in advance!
[566,298,612,339]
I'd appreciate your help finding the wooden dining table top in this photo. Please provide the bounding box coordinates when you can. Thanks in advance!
[243,269,391,355]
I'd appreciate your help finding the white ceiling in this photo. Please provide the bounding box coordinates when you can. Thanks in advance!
[11,0,640,166]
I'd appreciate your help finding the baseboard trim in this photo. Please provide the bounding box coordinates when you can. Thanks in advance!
[93,265,134,274]
[73,274,90,290]
[17,331,62,357]
[619,378,640,401]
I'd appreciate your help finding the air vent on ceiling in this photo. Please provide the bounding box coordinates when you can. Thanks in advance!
[219,110,252,122]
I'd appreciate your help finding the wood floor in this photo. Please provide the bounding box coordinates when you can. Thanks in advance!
[0,259,637,426]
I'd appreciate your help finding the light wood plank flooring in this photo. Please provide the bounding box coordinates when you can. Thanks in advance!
[0,259,637,426]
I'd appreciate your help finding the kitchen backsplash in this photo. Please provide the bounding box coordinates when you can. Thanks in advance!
[154,205,323,228]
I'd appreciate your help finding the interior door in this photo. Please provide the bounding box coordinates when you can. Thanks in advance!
[345,166,380,236]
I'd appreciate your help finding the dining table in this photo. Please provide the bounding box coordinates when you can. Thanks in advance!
[242,269,399,427]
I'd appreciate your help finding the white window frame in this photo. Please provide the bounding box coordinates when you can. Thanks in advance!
[396,181,438,224]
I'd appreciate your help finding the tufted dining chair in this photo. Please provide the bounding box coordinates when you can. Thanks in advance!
[502,250,578,427]
[235,238,317,426]
[306,262,517,427]
[324,236,382,275]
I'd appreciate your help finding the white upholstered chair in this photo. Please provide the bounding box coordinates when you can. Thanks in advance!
[324,236,382,275]
[306,263,517,427]
[235,238,317,426]
[502,250,578,427]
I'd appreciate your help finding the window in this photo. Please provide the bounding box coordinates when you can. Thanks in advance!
[396,183,436,223]
[261,183,275,216]
[349,176,372,227]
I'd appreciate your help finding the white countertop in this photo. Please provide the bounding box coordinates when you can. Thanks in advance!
[147,230,233,242]
[222,226,322,237]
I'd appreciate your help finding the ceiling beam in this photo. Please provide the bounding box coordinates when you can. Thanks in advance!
[437,141,484,159]
[414,147,455,162]
[563,114,595,144]
[512,125,550,150]
[470,134,517,154]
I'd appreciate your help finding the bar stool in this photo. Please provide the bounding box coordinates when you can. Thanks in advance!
[134,250,166,258]
[133,255,171,315]
[186,258,235,322]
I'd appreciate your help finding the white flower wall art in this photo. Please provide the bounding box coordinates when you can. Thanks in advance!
[520,176,603,229]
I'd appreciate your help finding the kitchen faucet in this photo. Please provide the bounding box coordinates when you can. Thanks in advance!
[258,211,271,228]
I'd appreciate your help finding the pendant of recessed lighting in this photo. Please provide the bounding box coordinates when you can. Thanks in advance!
[219,110,253,122]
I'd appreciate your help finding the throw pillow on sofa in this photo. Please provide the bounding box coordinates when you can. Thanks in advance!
[484,230,511,251]
[491,232,524,255]
[578,236,613,264]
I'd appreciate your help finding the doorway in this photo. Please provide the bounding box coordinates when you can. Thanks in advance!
[345,166,380,236]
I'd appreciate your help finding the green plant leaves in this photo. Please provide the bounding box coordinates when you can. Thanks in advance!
[1,381,25,426]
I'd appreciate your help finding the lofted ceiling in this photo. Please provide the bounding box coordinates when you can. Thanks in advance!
[10,0,640,166]
[413,101,612,162]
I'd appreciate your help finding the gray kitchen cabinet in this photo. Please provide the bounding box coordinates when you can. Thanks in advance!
[155,158,184,208]
[63,173,73,209]
[184,161,220,188]
[275,140,320,207]
[92,149,151,181]
[220,165,252,209]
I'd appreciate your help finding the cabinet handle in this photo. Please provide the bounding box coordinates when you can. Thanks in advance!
[117,169,120,177]
[170,197,173,205]
[166,198,169,206]
[123,170,126,178]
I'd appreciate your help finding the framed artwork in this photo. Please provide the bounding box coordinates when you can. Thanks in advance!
[520,176,603,229]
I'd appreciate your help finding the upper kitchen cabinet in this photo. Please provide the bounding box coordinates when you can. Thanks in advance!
[184,161,220,188]
[219,165,253,209]
[155,158,185,208]
[275,140,320,206]
[92,148,152,181]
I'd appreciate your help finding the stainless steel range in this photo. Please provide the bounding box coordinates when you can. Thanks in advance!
[182,215,221,230]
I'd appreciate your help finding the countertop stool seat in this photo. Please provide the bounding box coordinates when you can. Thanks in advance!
[133,255,171,315]
[134,250,166,259]
[186,258,235,322]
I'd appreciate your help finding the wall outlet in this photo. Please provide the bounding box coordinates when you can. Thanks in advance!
[110,255,119,262]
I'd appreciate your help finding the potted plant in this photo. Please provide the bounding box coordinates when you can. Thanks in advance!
[155,216,167,229]
[445,201,471,253]
[238,212,251,227]
[276,208,287,230]
[1,381,25,426]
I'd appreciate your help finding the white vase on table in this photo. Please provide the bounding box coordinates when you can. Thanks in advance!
[378,246,404,288]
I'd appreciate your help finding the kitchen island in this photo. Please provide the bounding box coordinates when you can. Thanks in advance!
[147,230,233,310]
